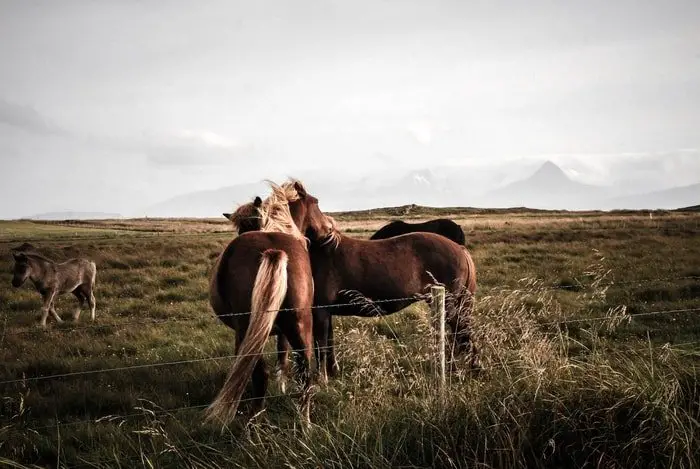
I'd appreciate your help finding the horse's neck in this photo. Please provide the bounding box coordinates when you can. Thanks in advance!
[29,258,54,285]
[312,233,357,269]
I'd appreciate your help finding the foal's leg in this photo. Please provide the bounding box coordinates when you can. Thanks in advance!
[275,333,290,394]
[49,304,63,324]
[39,290,59,327]
[72,289,86,321]
[87,289,96,321]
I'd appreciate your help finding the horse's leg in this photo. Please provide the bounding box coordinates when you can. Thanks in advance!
[275,333,290,394]
[446,292,479,369]
[326,314,341,377]
[39,290,58,327]
[312,308,331,385]
[249,357,269,416]
[230,325,268,417]
[72,289,86,321]
[49,304,63,324]
[284,309,314,427]
[87,288,96,321]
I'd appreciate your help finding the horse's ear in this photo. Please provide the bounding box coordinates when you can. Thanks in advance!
[293,181,307,198]
[222,213,233,221]
[253,196,262,207]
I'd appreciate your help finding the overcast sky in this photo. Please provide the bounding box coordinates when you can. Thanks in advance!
[1,0,699,217]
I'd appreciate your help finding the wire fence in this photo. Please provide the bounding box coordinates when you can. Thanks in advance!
[2,274,698,338]
[2,304,698,388]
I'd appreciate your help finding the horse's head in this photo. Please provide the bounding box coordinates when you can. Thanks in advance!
[283,180,334,241]
[11,251,31,287]
[254,179,334,244]
[224,196,263,234]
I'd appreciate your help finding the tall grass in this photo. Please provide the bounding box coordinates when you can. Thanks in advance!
[3,256,696,469]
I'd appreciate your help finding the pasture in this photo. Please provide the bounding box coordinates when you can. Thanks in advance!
[1,208,699,468]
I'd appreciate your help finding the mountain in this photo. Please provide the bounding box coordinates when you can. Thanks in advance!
[483,161,611,210]
[139,161,699,217]
[602,183,700,210]
[25,211,123,220]
[139,181,270,218]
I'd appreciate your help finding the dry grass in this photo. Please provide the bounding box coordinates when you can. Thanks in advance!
[0,208,698,468]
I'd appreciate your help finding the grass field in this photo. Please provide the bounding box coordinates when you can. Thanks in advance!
[1,207,699,468]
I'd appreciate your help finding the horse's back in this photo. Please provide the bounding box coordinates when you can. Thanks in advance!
[383,231,473,290]
[213,232,312,315]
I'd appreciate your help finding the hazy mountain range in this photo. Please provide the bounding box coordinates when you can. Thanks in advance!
[25,211,124,220]
[131,160,699,217]
[20,160,700,219]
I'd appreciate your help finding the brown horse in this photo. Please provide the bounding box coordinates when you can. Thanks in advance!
[218,195,303,394]
[308,215,478,378]
[206,180,332,427]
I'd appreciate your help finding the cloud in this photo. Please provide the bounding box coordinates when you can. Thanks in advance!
[142,129,252,166]
[0,98,65,135]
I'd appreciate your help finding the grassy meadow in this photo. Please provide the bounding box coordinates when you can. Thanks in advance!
[0,207,699,468]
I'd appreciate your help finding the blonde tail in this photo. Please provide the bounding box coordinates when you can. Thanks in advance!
[205,249,289,425]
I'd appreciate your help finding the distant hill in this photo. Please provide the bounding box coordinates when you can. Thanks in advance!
[26,211,123,220]
[140,181,270,218]
[484,161,612,210]
[603,183,700,210]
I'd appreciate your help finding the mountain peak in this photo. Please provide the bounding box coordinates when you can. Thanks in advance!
[531,161,569,182]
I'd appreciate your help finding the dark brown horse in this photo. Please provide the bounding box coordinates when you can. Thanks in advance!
[370,218,466,245]
[206,180,333,427]
[308,215,478,378]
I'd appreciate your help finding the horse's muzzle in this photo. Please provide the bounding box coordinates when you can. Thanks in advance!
[11,278,22,287]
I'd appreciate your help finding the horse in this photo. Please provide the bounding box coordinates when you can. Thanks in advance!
[370,218,466,245]
[205,180,333,427]
[229,193,478,380]
[219,194,297,394]
[223,196,263,234]
[307,214,478,379]
[10,249,97,327]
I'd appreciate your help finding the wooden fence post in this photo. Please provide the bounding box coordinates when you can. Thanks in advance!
[431,285,446,390]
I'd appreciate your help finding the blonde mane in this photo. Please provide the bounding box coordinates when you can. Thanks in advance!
[322,215,342,249]
[258,180,307,244]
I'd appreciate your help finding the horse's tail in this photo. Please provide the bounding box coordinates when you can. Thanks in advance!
[205,249,289,425]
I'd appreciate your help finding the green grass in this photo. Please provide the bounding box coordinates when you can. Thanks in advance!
[0,211,699,468]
